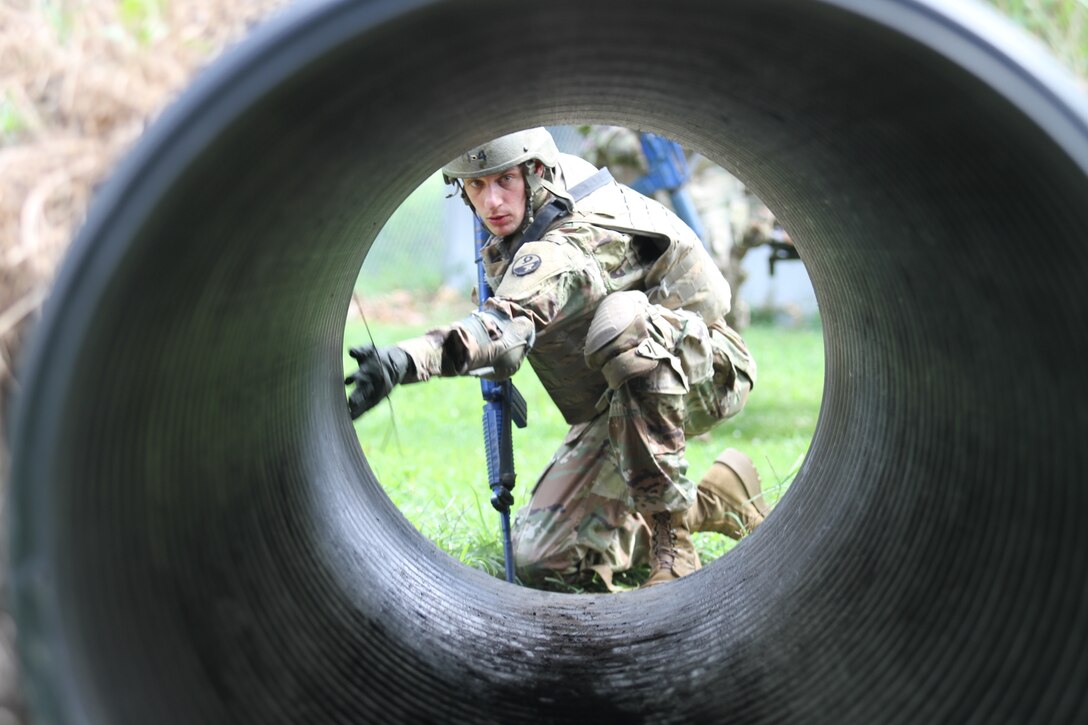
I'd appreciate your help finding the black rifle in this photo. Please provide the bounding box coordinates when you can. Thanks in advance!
[474,218,527,583]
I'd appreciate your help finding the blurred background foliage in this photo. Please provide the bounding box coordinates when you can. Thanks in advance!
[991,0,1088,76]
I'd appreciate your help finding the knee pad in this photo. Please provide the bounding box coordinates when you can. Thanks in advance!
[585,291,660,389]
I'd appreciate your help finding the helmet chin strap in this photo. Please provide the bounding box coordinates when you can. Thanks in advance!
[519,161,573,237]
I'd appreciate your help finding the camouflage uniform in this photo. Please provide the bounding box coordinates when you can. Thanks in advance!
[396,152,756,588]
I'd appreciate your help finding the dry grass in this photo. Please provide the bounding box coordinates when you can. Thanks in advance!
[0,0,291,423]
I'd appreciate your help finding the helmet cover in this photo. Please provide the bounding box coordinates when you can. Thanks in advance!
[442,127,559,180]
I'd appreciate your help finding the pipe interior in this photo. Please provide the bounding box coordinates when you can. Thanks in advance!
[10,0,1088,722]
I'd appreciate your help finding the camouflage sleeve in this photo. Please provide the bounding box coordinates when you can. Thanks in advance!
[713,319,757,388]
[394,309,536,383]
[397,225,613,383]
[394,326,456,383]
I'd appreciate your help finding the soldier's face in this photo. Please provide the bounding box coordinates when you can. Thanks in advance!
[463,165,527,237]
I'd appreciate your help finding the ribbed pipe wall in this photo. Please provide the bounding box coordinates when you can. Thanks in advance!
[8,0,1088,722]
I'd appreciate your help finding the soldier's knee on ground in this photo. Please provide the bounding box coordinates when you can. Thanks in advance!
[584,290,660,389]
[513,550,580,588]
[513,531,578,587]
[513,558,550,587]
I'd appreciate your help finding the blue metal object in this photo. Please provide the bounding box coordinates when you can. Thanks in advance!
[474,218,527,584]
[630,133,709,246]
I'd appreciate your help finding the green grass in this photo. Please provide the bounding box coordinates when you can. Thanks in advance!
[345,316,824,585]
[119,0,166,45]
[1,94,27,144]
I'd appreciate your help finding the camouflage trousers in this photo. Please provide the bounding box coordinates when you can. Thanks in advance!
[513,306,753,588]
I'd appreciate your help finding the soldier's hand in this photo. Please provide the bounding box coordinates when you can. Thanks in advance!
[344,345,412,419]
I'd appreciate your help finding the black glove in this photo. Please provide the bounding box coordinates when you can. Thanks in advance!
[345,345,412,419]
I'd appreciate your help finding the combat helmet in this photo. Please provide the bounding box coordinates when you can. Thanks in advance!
[442,128,571,235]
[441,127,559,180]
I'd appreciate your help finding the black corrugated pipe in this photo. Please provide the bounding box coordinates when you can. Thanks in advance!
[8,0,1088,722]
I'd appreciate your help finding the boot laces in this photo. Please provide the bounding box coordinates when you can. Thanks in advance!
[650,512,678,569]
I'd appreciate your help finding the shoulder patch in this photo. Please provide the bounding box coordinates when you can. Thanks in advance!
[495,240,580,300]
[512,253,542,276]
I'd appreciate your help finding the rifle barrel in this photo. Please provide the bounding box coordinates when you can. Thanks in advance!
[474,217,520,583]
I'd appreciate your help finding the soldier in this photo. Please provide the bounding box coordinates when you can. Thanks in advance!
[345,128,770,589]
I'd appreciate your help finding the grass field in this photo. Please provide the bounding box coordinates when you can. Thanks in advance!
[345,315,825,583]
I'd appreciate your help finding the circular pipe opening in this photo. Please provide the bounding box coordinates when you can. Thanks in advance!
[350,127,819,584]
[9,0,1088,721]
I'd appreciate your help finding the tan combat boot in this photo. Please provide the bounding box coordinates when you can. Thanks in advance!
[642,510,701,588]
[685,449,770,540]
